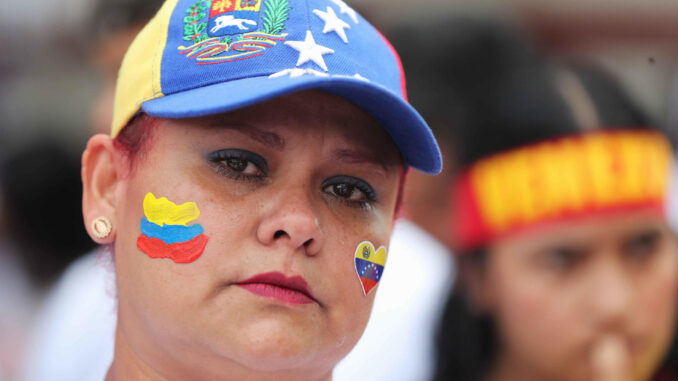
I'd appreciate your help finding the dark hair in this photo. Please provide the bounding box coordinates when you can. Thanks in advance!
[90,0,165,39]
[391,16,672,381]
[1,140,97,288]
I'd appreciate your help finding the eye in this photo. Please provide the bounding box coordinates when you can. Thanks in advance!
[622,229,662,263]
[206,149,268,181]
[327,183,365,201]
[225,157,260,175]
[322,175,377,208]
[536,246,585,273]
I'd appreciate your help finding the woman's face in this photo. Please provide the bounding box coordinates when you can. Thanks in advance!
[481,212,678,381]
[107,91,402,377]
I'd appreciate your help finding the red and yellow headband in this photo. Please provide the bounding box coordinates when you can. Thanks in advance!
[451,130,673,251]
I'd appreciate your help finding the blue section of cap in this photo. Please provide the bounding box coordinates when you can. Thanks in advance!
[152,0,442,173]
[143,74,442,173]
[139,217,204,244]
[162,0,399,95]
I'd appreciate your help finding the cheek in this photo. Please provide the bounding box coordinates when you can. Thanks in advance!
[636,247,678,321]
[632,251,678,376]
[113,170,236,328]
[490,262,585,376]
[317,218,393,354]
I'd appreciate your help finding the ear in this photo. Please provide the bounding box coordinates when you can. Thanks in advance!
[82,134,123,244]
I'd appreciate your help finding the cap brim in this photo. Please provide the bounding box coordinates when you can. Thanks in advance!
[142,75,442,174]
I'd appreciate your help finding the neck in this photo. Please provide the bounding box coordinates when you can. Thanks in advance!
[106,326,334,381]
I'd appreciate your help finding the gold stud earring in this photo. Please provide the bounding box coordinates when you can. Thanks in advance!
[92,216,112,239]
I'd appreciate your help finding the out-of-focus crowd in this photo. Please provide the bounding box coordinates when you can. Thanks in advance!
[2,0,678,380]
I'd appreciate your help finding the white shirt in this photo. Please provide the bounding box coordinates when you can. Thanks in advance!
[20,251,116,381]
[0,244,37,381]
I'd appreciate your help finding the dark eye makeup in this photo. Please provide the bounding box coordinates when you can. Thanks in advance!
[321,175,377,209]
[205,149,268,182]
[205,149,378,209]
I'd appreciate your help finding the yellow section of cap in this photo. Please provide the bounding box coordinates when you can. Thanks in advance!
[110,0,179,137]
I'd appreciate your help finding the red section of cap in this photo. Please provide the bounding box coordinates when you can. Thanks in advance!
[209,0,236,18]
[376,30,408,102]
[137,233,209,263]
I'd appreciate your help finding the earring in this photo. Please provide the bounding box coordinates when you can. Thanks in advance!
[92,216,112,239]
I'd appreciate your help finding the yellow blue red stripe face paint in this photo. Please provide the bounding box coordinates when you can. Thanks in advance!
[137,193,208,263]
[354,241,387,295]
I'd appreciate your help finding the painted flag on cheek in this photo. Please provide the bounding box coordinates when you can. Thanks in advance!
[354,241,387,295]
[136,193,209,263]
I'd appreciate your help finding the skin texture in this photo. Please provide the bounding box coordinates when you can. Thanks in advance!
[81,90,403,381]
[469,212,678,381]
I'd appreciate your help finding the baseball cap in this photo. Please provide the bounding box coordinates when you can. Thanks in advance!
[112,0,442,174]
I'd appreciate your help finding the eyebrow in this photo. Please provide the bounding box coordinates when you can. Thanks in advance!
[207,121,392,171]
[332,148,390,172]
[208,122,286,151]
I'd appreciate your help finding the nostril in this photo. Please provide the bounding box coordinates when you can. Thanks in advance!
[274,230,286,239]
[303,239,313,248]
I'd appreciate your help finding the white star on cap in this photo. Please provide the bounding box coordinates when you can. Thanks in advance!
[284,30,335,72]
[269,68,329,78]
[313,6,351,43]
[331,0,358,24]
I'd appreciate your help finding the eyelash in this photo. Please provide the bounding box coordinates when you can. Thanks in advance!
[322,175,378,209]
[206,149,268,183]
[206,150,378,209]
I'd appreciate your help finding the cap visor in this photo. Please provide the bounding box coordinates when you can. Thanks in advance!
[142,75,442,174]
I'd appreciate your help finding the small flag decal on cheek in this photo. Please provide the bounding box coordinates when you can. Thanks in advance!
[354,241,387,295]
[136,193,209,263]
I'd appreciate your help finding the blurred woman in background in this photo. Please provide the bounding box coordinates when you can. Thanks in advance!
[433,53,678,381]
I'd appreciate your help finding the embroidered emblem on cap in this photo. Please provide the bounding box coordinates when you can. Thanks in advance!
[178,0,291,65]
[268,68,369,81]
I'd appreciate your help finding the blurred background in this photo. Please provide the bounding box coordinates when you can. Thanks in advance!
[2,0,678,380]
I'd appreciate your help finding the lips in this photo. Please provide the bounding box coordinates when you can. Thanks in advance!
[236,272,316,305]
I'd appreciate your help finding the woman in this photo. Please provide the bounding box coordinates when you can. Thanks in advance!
[433,58,678,381]
[80,0,442,380]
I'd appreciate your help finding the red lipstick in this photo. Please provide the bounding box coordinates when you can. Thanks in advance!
[236,272,315,305]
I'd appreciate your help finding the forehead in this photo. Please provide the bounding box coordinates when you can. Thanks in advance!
[177,90,402,164]
[210,90,385,134]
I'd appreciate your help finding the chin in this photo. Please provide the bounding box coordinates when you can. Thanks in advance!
[224,319,331,371]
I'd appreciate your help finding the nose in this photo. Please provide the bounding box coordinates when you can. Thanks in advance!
[256,184,323,256]
[587,259,634,329]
